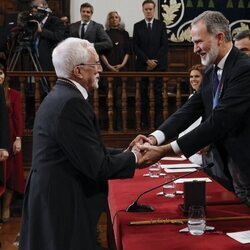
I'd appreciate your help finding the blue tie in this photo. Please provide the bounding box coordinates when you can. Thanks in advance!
[212,65,220,109]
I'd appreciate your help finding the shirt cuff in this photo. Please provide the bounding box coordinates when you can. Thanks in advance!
[150,130,165,145]
[170,140,182,154]
[131,150,138,164]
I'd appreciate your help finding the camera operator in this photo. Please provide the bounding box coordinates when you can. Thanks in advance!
[29,0,65,71]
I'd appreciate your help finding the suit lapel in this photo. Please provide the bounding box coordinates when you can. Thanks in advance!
[85,20,93,37]
[220,47,239,91]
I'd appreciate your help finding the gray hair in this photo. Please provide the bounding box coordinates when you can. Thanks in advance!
[105,11,125,30]
[191,11,232,42]
[30,0,48,8]
[52,38,94,78]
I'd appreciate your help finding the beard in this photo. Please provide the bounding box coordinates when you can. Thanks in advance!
[201,41,219,66]
[92,76,99,89]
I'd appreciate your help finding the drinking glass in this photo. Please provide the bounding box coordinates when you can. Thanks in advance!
[148,161,161,178]
[188,205,206,235]
[162,175,176,197]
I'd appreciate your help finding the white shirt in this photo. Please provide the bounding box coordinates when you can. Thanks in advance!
[69,78,88,99]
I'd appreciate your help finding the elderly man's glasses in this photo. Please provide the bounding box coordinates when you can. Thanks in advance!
[76,62,102,69]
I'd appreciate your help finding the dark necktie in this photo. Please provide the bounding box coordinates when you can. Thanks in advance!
[81,23,86,39]
[147,22,152,31]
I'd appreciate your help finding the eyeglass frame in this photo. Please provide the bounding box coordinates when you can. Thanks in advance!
[75,62,102,69]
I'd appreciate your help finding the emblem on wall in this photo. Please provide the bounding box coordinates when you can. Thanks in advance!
[159,0,250,43]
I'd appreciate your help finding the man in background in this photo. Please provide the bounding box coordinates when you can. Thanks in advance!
[30,0,65,71]
[234,29,250,56]
[69,2,112,54]
[133,0,168,129]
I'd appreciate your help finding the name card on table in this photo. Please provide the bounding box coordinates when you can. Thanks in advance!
[161,163,201,169]
[227,230,250,244]
[174,177,212,183]
[164,168,197,173]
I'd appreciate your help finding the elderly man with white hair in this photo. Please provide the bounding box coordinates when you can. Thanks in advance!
[19,38,146,250]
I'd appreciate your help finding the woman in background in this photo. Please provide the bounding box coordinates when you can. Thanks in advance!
[179,64,205,165]
[100,11,131,130]
[0,63,25,222]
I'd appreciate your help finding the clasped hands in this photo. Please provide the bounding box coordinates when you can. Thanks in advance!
[128,134,173,168]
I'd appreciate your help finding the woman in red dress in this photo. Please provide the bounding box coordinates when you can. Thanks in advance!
[0,63,25,221]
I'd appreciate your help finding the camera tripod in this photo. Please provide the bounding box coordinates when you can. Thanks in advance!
[8,40,49,94]
[8,40,42,71]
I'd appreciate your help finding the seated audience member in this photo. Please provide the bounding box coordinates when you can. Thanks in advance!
[100,11,131,130]
[234,29,250,56]
[68,2,112,54]
[19,37,147,250]
[178,64,204,165]
[0,63,25,222]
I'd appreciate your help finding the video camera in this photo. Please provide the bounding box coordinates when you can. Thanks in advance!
[17,7,51,41]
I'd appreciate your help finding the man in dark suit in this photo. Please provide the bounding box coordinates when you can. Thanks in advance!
[68,2,112,54]
[30,0,65,71]
[133,0,168,128]
[135,11,250,206]
[19,37,145,250]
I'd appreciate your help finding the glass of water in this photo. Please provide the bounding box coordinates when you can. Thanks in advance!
[163,175,176,197]
[148,161,161,178]
[188,205,206,235]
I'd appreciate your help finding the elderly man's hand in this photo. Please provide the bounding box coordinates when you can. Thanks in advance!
[127,134,151,152]
[136,143,174,167]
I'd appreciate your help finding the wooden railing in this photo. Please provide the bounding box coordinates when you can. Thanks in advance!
[7,71,191,135]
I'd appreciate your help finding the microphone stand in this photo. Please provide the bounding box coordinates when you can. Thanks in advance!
[126,163,214,212]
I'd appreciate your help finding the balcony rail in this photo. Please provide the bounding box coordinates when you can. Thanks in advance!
[6,71,191,135]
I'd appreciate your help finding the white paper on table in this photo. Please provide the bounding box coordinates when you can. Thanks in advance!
[164,168,197,173]
[226,230,250,244]
[161,156,186,161]
[143,173,166,177]
[174,177,212,183]
[161,163,201,169]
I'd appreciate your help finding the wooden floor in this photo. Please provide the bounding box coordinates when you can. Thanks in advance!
[0,217,20,250]
[0,212,109,250]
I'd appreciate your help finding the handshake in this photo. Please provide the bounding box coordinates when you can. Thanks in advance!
[127,134,174,168]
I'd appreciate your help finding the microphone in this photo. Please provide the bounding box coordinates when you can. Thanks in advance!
[126,162,214,212]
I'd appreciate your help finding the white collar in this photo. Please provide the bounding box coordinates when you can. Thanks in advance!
[217,45,233,70]
[69,78,88,100]
[81,20,90,25]
[145,18,154,24]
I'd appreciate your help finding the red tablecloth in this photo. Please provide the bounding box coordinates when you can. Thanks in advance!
[108,160,250,250]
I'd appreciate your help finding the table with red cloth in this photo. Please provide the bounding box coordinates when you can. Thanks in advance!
[108,159,250,250]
